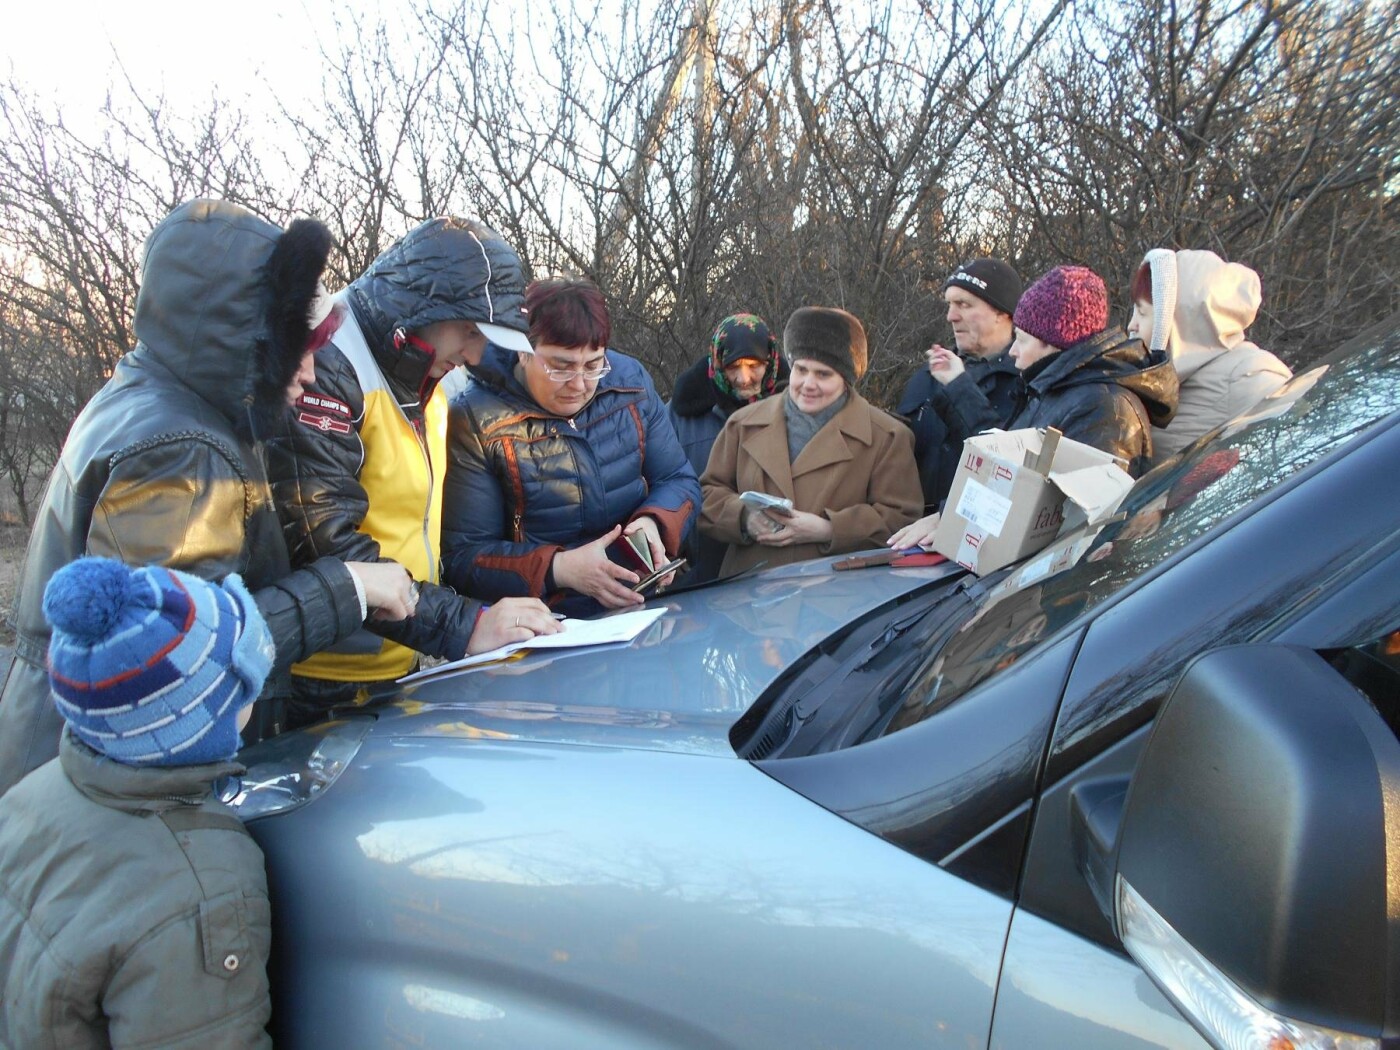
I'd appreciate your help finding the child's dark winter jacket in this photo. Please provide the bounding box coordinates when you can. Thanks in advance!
[0,732,272,1048]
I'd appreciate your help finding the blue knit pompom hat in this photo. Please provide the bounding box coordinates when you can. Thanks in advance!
[43,558,275,767]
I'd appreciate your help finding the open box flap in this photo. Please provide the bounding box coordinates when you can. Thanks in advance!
[1050,462,1135,526]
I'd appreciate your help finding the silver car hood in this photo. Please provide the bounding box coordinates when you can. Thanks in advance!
[386,556,964,756]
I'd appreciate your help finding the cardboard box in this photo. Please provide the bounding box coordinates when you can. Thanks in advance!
[932,428,1134,575]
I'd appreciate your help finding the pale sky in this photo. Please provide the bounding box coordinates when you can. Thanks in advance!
[4,0,366,115]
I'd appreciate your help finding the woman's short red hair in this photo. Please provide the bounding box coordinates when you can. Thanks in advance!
[525,277,612,349]
[1130,261,1153,304]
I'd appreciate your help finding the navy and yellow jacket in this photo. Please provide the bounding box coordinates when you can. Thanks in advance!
[266,218,525,682]
[269,309,478,682]
[442,344,699,618]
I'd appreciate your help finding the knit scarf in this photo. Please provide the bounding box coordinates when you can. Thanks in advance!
[784,391,848,462]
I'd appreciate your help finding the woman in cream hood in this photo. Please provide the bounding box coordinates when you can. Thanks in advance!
[1129,248,1292,465]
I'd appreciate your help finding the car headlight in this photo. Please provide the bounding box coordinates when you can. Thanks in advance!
[1116,875,1377,1050]
[228,719,370,820]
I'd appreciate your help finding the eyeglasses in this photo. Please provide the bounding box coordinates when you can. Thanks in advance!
[542,364,611,383]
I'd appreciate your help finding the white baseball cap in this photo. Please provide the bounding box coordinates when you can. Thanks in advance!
[477,321,534,354]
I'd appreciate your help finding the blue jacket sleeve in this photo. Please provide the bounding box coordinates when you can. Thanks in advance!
[440,399,564,602]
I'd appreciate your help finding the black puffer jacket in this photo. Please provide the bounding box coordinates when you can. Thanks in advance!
[0,200,362,796]
[947,328,1179,477]
[266,218,527,683]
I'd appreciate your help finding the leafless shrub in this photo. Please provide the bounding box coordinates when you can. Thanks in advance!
[0,0,1394,519]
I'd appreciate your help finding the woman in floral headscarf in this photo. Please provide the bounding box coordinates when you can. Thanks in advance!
[667,313,787,581]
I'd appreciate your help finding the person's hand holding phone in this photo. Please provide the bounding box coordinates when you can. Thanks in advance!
[753,506,834,547]
[625,515,680,593]
[552,525,645,608]
[632,556,687,595]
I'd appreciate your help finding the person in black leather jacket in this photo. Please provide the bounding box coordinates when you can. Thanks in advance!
[0,199,418,796]
[891,265,1179,551]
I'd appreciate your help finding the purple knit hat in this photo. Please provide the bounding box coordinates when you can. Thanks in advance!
[1013,265,1109,350]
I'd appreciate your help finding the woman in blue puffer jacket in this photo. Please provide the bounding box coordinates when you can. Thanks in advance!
[442,278,700,617]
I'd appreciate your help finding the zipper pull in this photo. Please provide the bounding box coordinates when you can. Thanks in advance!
[567,417,578,430]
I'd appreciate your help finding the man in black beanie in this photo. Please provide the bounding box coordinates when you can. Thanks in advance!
[896,257,1023,515]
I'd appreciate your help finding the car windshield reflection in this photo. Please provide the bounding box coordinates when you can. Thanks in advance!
[875,323,1400,741]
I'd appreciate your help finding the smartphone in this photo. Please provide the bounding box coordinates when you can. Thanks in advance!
[632,557,687,594]
[739,491,793,513]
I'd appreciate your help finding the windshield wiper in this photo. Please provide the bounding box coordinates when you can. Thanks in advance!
[734,582,973,760]
[852,601,949,672]
[659,560,770,598]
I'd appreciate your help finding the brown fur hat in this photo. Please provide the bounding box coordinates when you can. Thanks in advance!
[782,307,867,387]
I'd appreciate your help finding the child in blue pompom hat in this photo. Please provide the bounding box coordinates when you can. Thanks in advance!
[0,557,276,1048]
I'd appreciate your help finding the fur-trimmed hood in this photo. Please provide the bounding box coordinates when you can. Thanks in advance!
[132,199,332,440]
[670,356,726,418]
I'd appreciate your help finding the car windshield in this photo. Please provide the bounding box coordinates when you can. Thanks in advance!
[758,320,1400,755]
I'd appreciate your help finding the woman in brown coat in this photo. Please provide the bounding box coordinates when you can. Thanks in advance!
[700,307,922,577]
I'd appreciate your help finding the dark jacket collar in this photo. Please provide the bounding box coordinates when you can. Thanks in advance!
[966,341,1019,379]
[671,353,789,419]
[670,356,732,418]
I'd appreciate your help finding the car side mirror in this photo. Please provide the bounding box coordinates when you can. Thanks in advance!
[1107,644,1398,1048]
